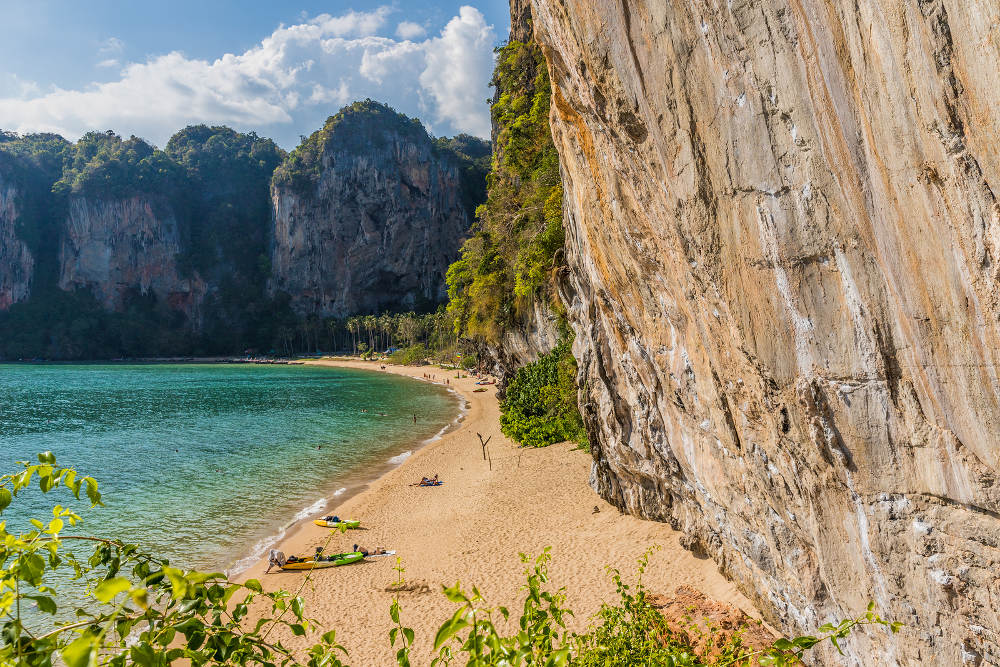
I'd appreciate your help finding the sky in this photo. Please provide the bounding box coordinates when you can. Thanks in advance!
[0,1,511,149]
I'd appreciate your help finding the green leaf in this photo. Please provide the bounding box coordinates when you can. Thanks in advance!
[244,578,263,593]
[62,634,98,667]
[37,451,57,464]
[85,477,101,506]
[771,638,794,651]
[31,594,58,614]
[433,609,471,650]
[290,623,306,636]
[442,583,469,603]
[0,487,11,513]
[390,600,400,624]
[95,577,131,603]
[890,621,903,634]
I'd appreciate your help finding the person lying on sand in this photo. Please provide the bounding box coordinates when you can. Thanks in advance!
[352,544,387,557]
[413,474,440,486]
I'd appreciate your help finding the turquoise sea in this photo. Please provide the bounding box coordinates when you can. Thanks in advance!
[0,363,460,573]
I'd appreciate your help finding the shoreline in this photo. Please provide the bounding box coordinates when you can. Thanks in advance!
[226,371,468,576]
[237,358,758,664]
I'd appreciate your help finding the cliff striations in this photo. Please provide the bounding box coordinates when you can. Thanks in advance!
[58,195,204,316]
[0,167,33,310]
[269,102,475,318]
[531,0,1000,664]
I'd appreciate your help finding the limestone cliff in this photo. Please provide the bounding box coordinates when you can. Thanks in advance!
[0,168,33,310]
[269,102,475,318]
[59,196,204,316]
[531,0,1000,664]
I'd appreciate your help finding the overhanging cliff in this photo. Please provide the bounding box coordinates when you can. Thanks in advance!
[530,0,1000,664]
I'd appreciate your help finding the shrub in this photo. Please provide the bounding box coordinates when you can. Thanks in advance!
[389,344,430,365]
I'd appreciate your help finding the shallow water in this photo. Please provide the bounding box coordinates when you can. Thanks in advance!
[0,363,458,573]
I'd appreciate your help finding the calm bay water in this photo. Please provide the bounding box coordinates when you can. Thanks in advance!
[0,363,459,572]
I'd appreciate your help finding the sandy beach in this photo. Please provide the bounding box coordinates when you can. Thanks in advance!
[238,358,756,664]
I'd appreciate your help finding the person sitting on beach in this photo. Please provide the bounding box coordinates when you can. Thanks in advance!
[353,544,387,557]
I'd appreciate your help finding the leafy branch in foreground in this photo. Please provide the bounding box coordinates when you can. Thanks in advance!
[2,455,899,666]
[0,453,347,667]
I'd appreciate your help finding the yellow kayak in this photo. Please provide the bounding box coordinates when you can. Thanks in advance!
[313,518,361,529]
[280,552,364,570]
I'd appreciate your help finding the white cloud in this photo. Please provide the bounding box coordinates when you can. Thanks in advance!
[99,37,125,54]
[0,73,40,99]
[420,7,495,138]
[396,21,426,40]
[0,6,496,147]
[96,59,119,69]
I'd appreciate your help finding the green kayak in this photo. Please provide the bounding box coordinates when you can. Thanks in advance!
[281,551,364,570]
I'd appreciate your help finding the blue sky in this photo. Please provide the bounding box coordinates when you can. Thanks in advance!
[0,1,510,148]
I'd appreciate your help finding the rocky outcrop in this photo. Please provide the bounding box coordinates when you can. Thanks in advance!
[482,298,562,387]
[532,0,1000,664]
[59,196,205,316]
[0,170,33,310]
[269,106,474,318]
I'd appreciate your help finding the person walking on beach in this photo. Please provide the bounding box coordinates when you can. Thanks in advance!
[413,414,417,423]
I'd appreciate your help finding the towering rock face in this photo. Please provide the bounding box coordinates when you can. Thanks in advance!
[531,0,1000,664]
[269,103,473,317]
[0,169,33,310]
[59,196,204,315]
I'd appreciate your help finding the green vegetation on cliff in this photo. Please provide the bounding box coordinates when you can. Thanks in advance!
[0,127,295,360]
[0,112,487,360]
[53,131,187,199]
[446,40,563,343]
[442,39,584,449]
[272,99,488,218]
[0,133,73,280]
[166,125,287,348]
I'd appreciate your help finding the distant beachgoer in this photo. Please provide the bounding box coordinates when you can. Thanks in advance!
[413,414,417,423]
[352,544,387,557]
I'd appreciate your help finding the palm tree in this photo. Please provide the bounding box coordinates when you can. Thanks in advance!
[378,313,393,351]
[346,317,359,354]
[363,314,377,354]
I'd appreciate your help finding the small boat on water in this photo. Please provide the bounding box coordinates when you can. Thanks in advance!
[280,551,364,570]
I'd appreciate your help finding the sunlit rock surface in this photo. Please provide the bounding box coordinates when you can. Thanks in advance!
[531,0,1000,663]
[59,196,205,316]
